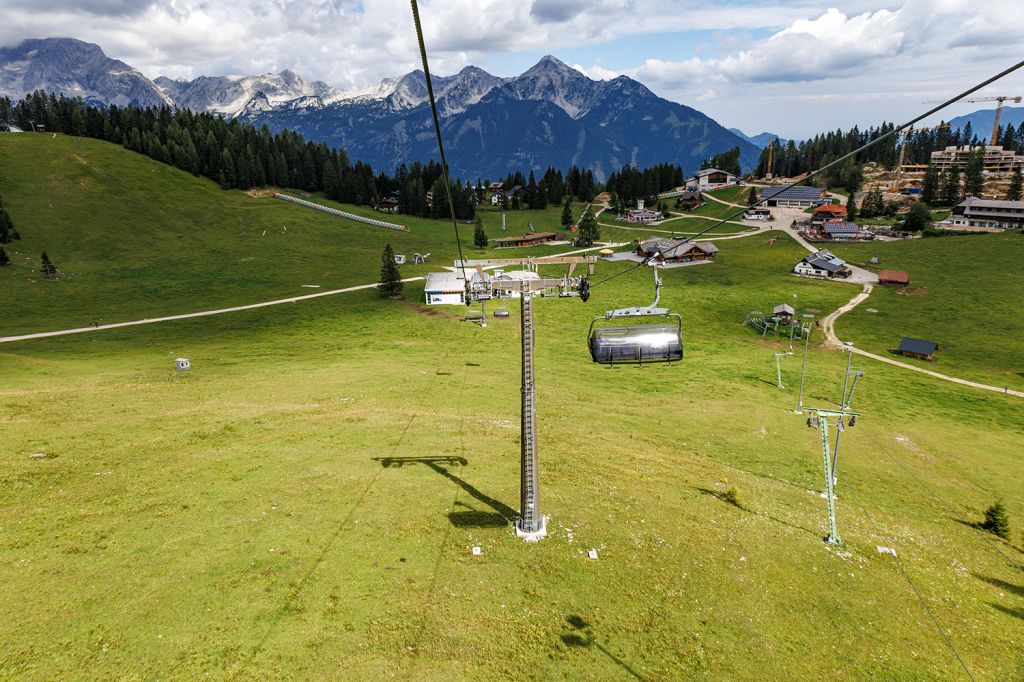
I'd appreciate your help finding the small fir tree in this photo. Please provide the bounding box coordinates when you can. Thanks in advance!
[576,208,599,247]
[378,244,402,298]
[561,197,573,227]
[746,186,758,206]
[40,252,57,280]
[860,187,885,218]
[473,217,488,249]
[980,500,1010,540]
[0,246,9,267]
[1008,168,1022,201]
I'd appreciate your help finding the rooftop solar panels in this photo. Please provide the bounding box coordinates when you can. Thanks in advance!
[762,186,825,200]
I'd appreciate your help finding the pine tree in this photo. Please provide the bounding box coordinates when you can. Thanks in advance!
[473,217,488,248]
[942,166,961,206]
[1008,168,1022,201]
[561,196,573,226]
[0,246,9,267]
[71,108,85,137]
[921,166,939,205]
[378,244,403,298]
[980,500,1011,540]
[860,187,885,218]
[576,208,599,247]
[0,203,16,243]
[902,201,932,232]
[40,252,56,280]
[746,186,758,206]
[964,148,984,197]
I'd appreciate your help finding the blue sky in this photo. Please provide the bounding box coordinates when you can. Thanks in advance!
[1,0,1022,139]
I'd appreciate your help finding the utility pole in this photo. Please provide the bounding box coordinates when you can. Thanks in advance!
[795,314,814,413]
[772,352,787,388]
[459,256,595,540]
[804,408,859,546]
[831,346,864,488]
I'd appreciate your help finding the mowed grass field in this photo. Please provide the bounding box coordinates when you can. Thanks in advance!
[2,135,1023,680]
[831,235,1024,392]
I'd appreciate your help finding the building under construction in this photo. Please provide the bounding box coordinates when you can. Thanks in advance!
[929,145,1024,172]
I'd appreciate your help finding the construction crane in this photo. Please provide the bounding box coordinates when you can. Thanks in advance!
[966,96,1022,145]
[456,255,596,540]
[765,138,778,180]
[895,124,950,189]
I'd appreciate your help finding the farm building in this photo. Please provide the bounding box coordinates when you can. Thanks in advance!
[762,185,827,207]
[493,232,562,248]
[810,204,847,225]
[878,270,910,286]
[424,272,466,305]
[743,207,771,221]
[692,168,736,191]
[896,337,938,361]
[636,237,719,264]
[947,197,1024,230]
[677,189,704,210]
[794,249,849,279]
[773,303,795,325]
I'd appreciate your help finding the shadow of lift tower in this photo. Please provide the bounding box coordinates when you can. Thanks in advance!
[457,256,596,541]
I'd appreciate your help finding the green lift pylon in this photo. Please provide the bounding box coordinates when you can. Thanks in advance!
[804,408,860,546]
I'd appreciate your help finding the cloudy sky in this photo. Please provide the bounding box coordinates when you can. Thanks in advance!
[2,0,1023,138]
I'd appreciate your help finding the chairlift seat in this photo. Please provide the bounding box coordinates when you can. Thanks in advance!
[588,318,683,365]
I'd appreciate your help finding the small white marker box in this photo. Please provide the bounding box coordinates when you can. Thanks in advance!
[587,549,598,560]
[472,546,482,556]
[175,358,191,371]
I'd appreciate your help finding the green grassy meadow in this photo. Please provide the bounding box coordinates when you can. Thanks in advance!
[2,135,1023,680]
[831,235,1024,392]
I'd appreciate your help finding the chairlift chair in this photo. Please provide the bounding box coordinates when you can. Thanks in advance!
[587,265,683,365]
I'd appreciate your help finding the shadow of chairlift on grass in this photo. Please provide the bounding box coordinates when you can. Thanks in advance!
[560,615,647,681]
[373,456,514,528]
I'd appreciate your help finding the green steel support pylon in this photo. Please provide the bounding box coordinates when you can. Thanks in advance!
[805,408,859,546]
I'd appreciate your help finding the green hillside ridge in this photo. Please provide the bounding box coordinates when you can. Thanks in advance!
[1,132,1023,679]
[0,134,583,336]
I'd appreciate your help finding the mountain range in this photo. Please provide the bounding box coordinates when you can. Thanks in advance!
[946,106,1024,140]
[728,129,789,148]
[1,37,761,180]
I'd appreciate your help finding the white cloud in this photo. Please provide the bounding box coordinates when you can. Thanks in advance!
[571,63,622,81]
[1,0,1022,138]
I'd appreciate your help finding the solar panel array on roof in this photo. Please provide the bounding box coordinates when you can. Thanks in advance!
[823,222,860,234]
[762,186,825,200]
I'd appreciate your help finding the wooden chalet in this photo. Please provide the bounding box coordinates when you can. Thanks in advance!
[677,189,704,210]
[493,232,562,248]
[811,204,847,225]
[636,237,719,264]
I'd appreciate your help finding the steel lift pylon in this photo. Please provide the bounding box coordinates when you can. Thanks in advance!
[458,256,595,540]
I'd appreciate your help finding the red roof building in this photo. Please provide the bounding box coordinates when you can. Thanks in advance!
[878,269,910,286]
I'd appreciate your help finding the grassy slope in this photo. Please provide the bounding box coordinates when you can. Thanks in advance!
[2,136,1023,680]
[831,234,1024,391]
[0,135,570,336]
